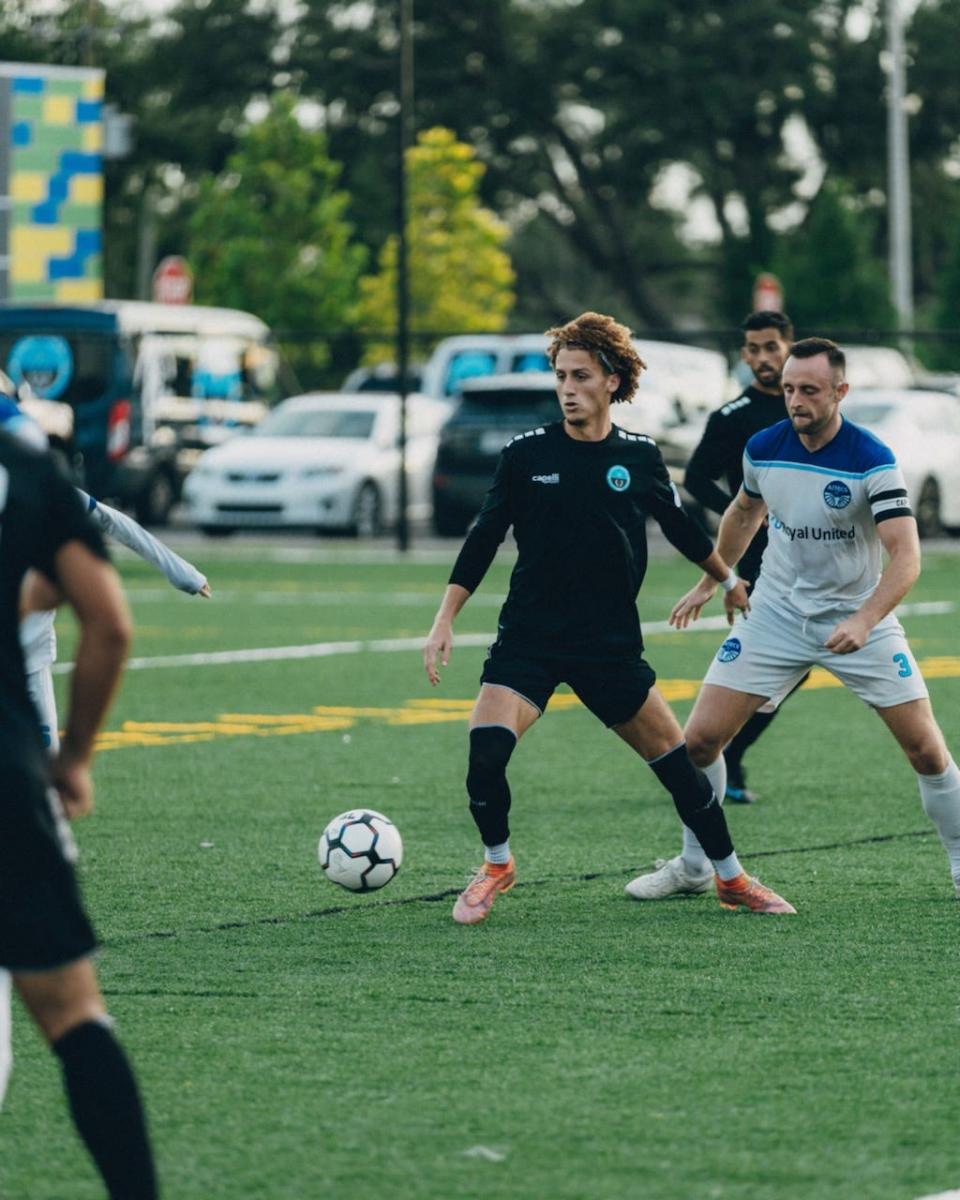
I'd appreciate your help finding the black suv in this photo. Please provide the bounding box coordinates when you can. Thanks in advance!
[432,374,560,535]
[431,371,707,536]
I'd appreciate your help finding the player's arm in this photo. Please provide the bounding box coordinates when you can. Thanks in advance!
[683,411,735,516]
[669,488,767,628]
[825,515,920,655]
[423,450,513,685]
[79,491,211,597]
[48,542,132,817]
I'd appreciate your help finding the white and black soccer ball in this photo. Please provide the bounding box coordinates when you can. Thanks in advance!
[318,809,403,892]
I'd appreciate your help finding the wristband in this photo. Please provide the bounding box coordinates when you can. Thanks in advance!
[720,572,739,593]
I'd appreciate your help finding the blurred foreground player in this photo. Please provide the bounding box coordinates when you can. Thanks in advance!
[0,430,158,1197]
[422,312,795,924]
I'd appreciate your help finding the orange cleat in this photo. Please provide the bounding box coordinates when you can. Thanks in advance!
[716,873,796,914]
[452,857,516,925]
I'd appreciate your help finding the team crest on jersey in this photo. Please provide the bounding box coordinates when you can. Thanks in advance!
[606,464,631,492]
[823,480,852,509]
[717,637,742,663]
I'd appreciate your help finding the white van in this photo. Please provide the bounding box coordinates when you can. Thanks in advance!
[421,332,730,424]
[0,300,290,523]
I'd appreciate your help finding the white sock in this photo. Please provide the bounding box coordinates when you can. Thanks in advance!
[713,852,745,882]
[917,757,960,886]
[484,841,511,865]
[680,757,727,874]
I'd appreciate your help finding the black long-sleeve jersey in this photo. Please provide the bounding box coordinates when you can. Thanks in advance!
[449,420,713,659]
[683,385,785,583]
[0,432,108,775]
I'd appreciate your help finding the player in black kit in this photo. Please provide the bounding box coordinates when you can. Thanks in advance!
[0,432,158,1198]
[683,310,806,804]
[422,312,795,923]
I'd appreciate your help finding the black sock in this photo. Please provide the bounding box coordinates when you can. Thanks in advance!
[466,725,517,847]
[648,744,734,862]
[53,1020,158,1200]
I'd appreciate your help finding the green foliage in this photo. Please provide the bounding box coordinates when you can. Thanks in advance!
[926,218,960,369]
[772,180,895,334]
[186,95,367,380]
[355,127,515,361]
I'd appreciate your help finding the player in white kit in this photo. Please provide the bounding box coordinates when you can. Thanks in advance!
[627,338,960,902]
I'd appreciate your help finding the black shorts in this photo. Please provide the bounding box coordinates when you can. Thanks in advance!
[481,643,657,728]
[0,765,97,972]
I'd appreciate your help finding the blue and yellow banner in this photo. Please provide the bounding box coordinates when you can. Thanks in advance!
[0,63,104,302]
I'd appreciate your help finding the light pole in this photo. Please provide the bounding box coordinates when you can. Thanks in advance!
[395,0,414,552]
[886,0,913,336]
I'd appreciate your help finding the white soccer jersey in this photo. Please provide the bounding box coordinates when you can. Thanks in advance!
[742,417,913,618]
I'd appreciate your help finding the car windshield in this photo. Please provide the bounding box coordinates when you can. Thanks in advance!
[843,403,895,427]
[255,407,377,439]
[462,387,557,412]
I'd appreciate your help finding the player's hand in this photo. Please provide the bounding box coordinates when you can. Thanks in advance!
[50,755,94,820]
[669,578,718,629]
[423,622,453,685]
[722,579,751,626]
[198,582,212,599]
[824,616,869,654]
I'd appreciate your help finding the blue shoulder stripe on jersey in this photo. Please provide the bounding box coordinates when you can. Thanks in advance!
[745,416,896,477]
[0,396,20,423]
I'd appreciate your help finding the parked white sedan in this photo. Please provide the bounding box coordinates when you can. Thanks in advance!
[843,388,960,537]
[183,391,450,536]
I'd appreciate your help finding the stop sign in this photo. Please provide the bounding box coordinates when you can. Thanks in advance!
[152,256,193,305]
[752,272,783,313]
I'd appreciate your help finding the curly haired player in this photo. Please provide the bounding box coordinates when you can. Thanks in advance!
[422,311,795,923]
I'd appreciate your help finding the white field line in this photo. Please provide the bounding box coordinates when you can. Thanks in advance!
[124,588,507,607]
[52,600,956,675]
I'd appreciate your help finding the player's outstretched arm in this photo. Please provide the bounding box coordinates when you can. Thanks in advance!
[81,493,210,596]
[669,489,766,629]
[825,515,920,654]
[423,584,471,686]
[50,543,132,818]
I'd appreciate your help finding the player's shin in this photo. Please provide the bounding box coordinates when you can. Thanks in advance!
[917,757,960,891]
[53,1018,158,1199]
[647,745,742,879]
[466,725,517,860]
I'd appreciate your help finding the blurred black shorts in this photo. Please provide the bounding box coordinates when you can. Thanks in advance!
[0,765,96,972]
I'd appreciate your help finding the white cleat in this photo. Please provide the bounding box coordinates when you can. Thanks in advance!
[625,855,713,901]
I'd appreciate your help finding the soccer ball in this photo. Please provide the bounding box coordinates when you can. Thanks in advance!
[318,809,403,892]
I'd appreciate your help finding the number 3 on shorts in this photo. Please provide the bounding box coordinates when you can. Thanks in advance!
[892,652,913,678]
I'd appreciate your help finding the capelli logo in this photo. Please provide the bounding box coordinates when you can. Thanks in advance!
[531,473,560,484]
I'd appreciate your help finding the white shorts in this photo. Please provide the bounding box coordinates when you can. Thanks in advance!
[702,598,929,710]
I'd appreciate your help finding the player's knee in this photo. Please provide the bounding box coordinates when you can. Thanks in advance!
[685,726,723,768]
[466,725,517,800]
[910,741,949,776]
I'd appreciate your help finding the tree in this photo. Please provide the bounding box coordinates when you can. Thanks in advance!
[186,94,367,379]
[354,127,515,361]
[772,180,895,334]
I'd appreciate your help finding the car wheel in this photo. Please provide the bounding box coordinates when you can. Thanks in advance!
[351,481,383,538]
[915,477,943,539]
[199,525,236,538]
[134,470,175,527]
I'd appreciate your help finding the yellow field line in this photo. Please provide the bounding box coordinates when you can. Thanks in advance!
[92,657,960,753]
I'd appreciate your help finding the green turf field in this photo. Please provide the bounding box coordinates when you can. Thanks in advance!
[3,541,959,1200]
